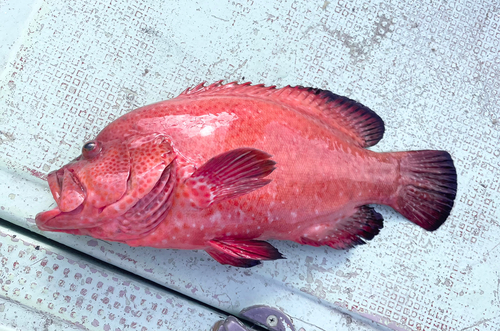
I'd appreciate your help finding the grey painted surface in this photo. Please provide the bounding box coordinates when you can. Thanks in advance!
[0,0,499,330]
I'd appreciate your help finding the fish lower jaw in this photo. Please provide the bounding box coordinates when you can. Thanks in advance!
[35,208,62,230]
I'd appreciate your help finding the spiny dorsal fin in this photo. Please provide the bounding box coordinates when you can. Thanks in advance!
[178,81,385,148]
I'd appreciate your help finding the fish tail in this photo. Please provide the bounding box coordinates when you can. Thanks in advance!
[393,150,457,231]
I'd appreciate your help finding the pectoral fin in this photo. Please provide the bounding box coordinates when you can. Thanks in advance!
[206,239,284,268]
[184,148,276,209]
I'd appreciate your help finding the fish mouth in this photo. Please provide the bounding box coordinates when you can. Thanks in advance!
[36,163,176,238]
[35,168,89,231]
[35,207,62,230]
[48,167,86,212]
[35,204,86,231]
[35,169,66,230]
[48,168,63,204]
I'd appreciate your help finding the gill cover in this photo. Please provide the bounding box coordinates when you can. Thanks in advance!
[99,134,176,219]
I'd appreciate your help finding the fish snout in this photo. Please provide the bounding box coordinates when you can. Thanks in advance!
[36,166,88,231]
[47,167,86,213]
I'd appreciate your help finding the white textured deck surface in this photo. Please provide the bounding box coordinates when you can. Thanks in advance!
[1,0,499,330]
[0,222,225,331]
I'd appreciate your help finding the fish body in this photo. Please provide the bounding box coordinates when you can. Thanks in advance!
[36,82,457,267]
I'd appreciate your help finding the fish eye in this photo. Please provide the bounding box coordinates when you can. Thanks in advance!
[83,141,96,151]
[82,140,101,159]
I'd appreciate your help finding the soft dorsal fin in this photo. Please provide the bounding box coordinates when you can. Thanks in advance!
[178,81,385,148]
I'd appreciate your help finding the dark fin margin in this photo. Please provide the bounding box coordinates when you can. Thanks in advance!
[395,150,457,231]
[178,81,385,148]
[206,239,284,268]
[300,205,384,250]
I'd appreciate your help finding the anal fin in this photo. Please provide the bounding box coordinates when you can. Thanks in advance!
[206,239,284,268]
[300,205,384,249]
[206,249,262,268]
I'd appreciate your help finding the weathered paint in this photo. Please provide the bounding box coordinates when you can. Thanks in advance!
[0,0,499,330]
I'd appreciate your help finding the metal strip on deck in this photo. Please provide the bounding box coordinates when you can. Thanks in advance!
[0,221,227,330]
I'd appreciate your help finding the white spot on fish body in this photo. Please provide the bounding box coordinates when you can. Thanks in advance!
[291,211,297,218]
[210,211,222,223]
[200,126,214,136]
[200,225,204,230]
[267,211,274,223]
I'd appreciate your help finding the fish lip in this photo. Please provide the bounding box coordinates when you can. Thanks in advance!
[37,159,175,236]
[35,203,88,230]
[37,167,87,230]
[47,167,86,212]
[47,169,62,204]
[36,170,64,230]
[35,207,62,230]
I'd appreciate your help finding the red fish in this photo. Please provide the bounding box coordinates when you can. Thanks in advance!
[36,82,457,267]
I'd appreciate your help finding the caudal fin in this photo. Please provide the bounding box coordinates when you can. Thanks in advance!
[394,150,457,231]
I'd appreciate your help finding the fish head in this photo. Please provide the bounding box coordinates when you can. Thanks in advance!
[36,134,177,237]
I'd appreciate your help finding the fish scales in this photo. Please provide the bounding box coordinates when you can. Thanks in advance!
[36,82,457,267]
